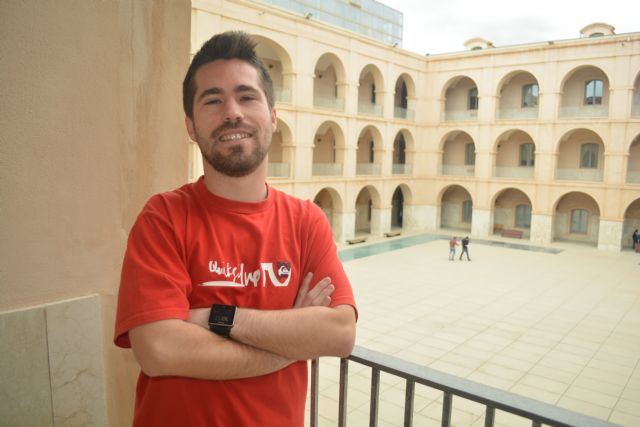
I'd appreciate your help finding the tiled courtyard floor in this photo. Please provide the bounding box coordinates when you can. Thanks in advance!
[306,234,640,426]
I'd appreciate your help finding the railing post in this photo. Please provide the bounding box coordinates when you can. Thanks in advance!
[441,391,452,427]
[369,367,380,427]
[338,358,349,427]
[404,379,415,427]
[485,406,495,427]
[310,358,319,427]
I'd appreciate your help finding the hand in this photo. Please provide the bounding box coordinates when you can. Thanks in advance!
[293,272,334,308]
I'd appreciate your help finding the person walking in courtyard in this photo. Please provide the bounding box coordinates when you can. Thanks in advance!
[459,236,471,261]
[449,236,458,261]
[634,229,639,252]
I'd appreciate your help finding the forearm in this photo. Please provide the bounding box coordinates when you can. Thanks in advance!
[191,304,356,360]
[129,319,293,380]
[234,305,356,360]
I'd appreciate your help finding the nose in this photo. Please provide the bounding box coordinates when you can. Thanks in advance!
[223,99,243,124]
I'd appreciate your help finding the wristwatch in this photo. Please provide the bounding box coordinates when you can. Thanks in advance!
[208,304,236,338]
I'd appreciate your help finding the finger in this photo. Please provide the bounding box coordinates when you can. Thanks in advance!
[306,276,332,301]
[310,284,334,306]
[294,272,313,308]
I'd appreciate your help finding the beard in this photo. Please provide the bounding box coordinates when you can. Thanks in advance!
[196,121,271,177]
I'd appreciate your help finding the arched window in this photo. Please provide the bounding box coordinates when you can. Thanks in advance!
[570,209,589,234]
[515,204,532,228]
[462,200,473,223]
[580,143,598,168]
[522,84,539,108]
[468,87,478,110]
[585,79,603,105]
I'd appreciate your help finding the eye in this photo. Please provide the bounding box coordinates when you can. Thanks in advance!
[204,98,221,105]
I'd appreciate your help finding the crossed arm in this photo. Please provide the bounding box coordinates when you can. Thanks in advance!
[128,273,356,380]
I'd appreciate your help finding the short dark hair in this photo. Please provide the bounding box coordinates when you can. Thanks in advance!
[182,31,274,118]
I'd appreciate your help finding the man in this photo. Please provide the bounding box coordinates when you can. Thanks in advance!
[114,31,357,427]
[459,236,471,261]
[448,236,458,261]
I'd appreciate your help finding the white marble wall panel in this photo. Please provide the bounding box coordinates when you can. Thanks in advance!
[46,295,107,427]
[0,295,106,427]
[0,307,54,427]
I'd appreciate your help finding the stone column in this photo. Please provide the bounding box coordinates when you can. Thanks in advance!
[597,219,623,252]
[371,207,391,236]
[335,211,355,242]
[471,208,492,237]
[530,214,553,245]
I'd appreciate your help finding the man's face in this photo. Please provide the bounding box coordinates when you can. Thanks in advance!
[186,59,277,177]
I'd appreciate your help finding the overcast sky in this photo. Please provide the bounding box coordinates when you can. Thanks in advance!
[381,0,639,55]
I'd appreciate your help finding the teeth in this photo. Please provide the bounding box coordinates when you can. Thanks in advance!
[220,133,250,141]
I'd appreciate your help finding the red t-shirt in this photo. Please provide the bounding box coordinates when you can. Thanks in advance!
[114,178,356,427]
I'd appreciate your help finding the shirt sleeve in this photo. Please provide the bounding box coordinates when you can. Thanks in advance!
[113,196,192,348]
[301,203,358,318]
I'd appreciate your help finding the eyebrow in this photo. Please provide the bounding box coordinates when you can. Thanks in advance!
[197,84,261,102]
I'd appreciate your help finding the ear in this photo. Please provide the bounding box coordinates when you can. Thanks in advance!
[185,116,196,141]
[270,107,277,130]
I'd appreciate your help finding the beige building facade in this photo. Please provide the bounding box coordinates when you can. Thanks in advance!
[1,0,639,425]
[190,0,640,252]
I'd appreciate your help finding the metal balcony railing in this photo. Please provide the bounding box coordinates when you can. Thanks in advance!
[310,346,621,427]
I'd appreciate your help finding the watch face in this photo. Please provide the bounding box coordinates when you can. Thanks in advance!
[209,304,236,326]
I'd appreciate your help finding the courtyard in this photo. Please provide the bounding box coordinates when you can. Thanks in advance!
[308,234,640,426]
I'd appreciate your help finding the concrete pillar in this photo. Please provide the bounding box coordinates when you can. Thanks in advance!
[530,214,553,245]
[597,219,623,252]
[471,208,492,237]
[371,208,391,236]
[335,211,355,242]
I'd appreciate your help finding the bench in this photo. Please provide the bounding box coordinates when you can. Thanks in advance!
[346,237,367,245]
[384,231,401,238]
[501,229,523,239]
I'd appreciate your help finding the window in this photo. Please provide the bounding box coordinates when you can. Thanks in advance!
[462,200,472,223]
[369,141,374,163]
[585,79,603,105]
[465,143,476,165]
[570,209,589,234]
[522,84,539,108]
[515,204,531,228]
[468,87,478,110]
[519,143,535,166]
[580,143,598,168]
[371,83,376,104]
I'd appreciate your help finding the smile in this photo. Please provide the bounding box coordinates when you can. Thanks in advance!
[219,132,251,142]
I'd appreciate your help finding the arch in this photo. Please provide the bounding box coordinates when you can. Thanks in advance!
[627,134,640,184]
[355,125,383,175]
[253,35,294,104]
[313,187,344,241]
[267,118,294,178]
[491,187,533,238]
[495,70,540,119]
[312,121,346,176]
[391,186,406,228]
[552,191,601,245]
[493,129,536,179]
[622,198,640,249]
[358,64,385,116]
[354,185,382,235]
[440,130,476,176]
[439,184,473,231]
[313,52,347,110]
[440,75,479,100]
[559,65,611,118]
[632,71,640,117]
[555,128,605,182]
